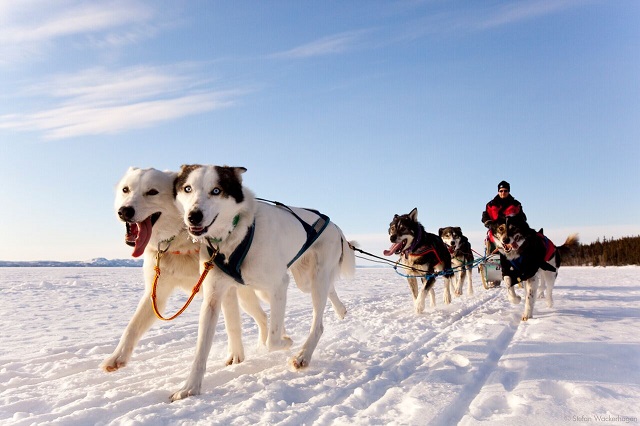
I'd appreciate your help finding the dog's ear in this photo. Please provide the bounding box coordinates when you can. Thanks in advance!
[438,228,444,236]
[409,208,418,222]
[507,215,530,231]
[219,166,247,182]
[454,227,462,234]
[233,167,247,182]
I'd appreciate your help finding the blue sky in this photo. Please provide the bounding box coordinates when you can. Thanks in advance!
[1,0,638,262]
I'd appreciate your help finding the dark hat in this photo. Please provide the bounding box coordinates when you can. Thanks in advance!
[498,180,510,191]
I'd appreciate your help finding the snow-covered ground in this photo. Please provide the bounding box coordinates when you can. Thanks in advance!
[1,266,639,425]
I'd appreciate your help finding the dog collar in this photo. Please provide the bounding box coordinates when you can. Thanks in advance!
[156,236,175,255]
[407,226,423,253]
[204,214,241,246]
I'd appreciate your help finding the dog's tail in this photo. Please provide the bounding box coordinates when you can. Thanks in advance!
[337,227,357,279]
[556,233,579,266]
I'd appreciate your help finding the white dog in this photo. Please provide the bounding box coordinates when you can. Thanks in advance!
[102,167,268,373]
[171,164,355,401]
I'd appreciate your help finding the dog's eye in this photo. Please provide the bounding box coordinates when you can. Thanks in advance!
[122,187,130,194]
[145,189,159,196]
[210,187,221,196]
[183,185,192,193]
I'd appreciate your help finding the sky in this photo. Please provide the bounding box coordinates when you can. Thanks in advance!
[1,0,639,262]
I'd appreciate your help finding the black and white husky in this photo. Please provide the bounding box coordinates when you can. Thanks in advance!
[438,226,474,297]
[102,167,268,373]
[486,216,579,321]
[384,208,453,314]
[171,164,355,401]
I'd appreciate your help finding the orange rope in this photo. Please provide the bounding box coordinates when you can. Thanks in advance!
[150,248,218,321]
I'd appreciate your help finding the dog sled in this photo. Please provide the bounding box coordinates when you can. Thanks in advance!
[478,237,502,289]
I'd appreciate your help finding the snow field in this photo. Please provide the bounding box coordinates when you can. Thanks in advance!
[1,266,638,425]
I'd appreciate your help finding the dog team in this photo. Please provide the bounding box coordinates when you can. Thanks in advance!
[104,166,577,400]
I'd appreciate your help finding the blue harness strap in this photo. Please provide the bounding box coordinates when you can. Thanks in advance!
[207,200,331,284]
[256,198,331,268]
[287,210,330,268]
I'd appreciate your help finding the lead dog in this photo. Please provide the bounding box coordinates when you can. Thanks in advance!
[171,164,355,401]
[102,167,268,373]
[486,216,579,321]
[438,226,474,297]
[384,208,453,314]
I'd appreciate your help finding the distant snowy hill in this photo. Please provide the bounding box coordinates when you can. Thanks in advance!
[0,258,142,267]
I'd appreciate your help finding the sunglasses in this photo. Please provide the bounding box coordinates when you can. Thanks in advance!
[498,189,509,193]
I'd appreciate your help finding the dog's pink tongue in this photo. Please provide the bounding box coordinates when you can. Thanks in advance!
[384,242,404,256]
[131,217,152,258]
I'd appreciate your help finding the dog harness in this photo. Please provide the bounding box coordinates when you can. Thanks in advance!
[206,222,255,285]
[402,227,454,278]
[504,232,557,285]
[205,200,331,285]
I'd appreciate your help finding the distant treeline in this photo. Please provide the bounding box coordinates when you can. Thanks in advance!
[562,235,640,266]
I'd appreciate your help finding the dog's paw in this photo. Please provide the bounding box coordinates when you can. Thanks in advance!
[443,292,452,305]
[289,353,310,370]
[101,355,127,372]
[267,336,293,352]
[225,353,245,366]
[170,387,200,402]
[334,306,347,320]
[509,295,522,305]
[414,299,426,314]
[521,314,531,322]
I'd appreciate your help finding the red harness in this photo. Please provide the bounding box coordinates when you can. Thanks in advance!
[405,247,444,266]
[170,248,200,256]
[538,232,556,262]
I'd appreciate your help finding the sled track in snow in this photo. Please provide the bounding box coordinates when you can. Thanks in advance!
[430,310,520,425]
[275,289,516,425]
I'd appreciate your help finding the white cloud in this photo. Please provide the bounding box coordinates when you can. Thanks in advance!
[0,0,158,65]
[273,30,368,59]
[0,1,153,44]
[477,0,584,30]
[0,65,245,140]
[394,0,588,41]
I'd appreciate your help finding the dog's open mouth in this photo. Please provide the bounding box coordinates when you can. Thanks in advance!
[125,212,161,257]
[446,244,455,255]
[503,241,519,253]
[188,214,218,237]
[384,239,407,256]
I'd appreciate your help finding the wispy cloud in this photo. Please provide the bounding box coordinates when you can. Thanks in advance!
[0,65,245,140]
[0,0,158,65]
[0,1,153,44]
[476,0,584,30]
[394,0,588,41]
[272,30,369,59]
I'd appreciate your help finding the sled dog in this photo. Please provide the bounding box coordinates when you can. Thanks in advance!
[486,216,579,321]
[102,167,267,373]
[384,208,453,314]
[171,164,355,401]
[439,226,474,297]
